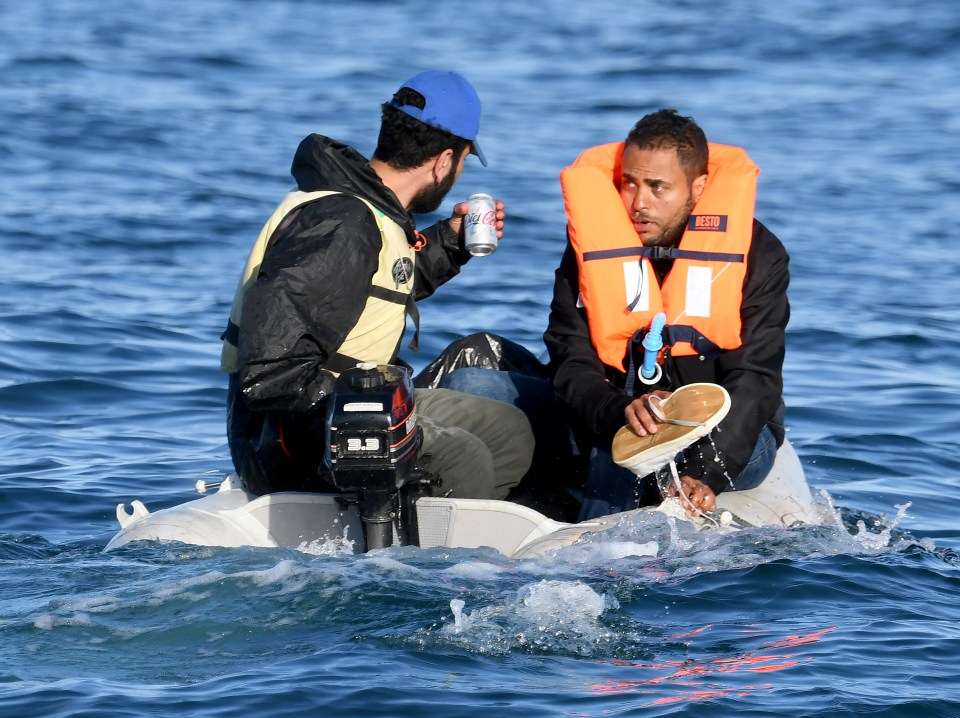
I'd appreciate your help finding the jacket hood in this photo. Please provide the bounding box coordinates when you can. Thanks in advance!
[290,134,413,232]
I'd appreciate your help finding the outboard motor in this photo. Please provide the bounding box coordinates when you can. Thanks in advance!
[327,362,433,551]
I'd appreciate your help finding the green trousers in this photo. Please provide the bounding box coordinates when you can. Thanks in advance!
[414,388,533,501]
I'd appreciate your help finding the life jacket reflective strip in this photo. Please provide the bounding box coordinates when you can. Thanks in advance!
[220,190,415,375]
[562,141,758,372]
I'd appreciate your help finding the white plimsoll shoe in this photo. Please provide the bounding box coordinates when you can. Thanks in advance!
[611,383,731,477]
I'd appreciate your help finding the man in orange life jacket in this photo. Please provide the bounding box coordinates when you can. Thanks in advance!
[544,109,789,521]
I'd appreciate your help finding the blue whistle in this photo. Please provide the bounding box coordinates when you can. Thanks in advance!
[641,312,667,380]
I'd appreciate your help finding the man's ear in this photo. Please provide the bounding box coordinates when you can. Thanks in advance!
[691,173,708,204]
[432,149,454,183]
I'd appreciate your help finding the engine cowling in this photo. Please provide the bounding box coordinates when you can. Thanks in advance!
[327,362,425,549]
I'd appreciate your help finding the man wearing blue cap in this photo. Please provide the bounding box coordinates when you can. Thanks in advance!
[221,71,532,501]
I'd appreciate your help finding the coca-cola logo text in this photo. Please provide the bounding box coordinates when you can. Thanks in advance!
[466,210,496,227]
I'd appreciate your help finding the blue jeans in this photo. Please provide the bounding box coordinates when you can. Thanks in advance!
[578,424,779,521]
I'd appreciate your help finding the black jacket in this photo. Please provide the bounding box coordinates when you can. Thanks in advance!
[543,219,789,494]
[234,134,471,414]
[226,134,471,493]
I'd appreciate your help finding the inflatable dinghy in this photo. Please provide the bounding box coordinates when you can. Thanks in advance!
[105,370,823,558]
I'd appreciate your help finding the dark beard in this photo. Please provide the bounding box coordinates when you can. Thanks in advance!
[408,165,457,214]
[642,194,697,248]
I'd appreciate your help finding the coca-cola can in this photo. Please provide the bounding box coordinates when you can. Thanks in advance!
[464,193,498,256]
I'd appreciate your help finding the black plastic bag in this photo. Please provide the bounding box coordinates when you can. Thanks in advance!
[413,332,549,388]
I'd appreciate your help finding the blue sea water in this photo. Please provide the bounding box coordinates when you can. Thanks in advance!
[2,0,960,715]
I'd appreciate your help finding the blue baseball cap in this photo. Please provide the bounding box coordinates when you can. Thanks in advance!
[390,70,487,166]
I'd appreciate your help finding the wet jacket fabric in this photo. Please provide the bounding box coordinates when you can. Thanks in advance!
[544,217,789,495]
[220,188,416,376]
[226,134,472,493]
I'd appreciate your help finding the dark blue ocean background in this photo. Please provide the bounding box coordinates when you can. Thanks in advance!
[3,1,960,715]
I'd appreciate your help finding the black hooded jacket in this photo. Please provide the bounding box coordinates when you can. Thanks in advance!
[226,135,471,492]
[233,133,471,414]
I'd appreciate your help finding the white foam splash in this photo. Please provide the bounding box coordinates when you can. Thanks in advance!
[853,501,913,551]
[33,612,93,630]
[582,541,659,561]
[449,598,465,632]
[441,579,619,652]
[296,535,356,556]
[516,579,616,620]
[296,523,356,556]
[247,559,307,587]
[443,561,506,581]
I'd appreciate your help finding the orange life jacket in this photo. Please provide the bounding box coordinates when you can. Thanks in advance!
[561,141,758,372]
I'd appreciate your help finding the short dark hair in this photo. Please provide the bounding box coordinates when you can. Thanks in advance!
[625,109,708,180]
[373,87,470,170]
